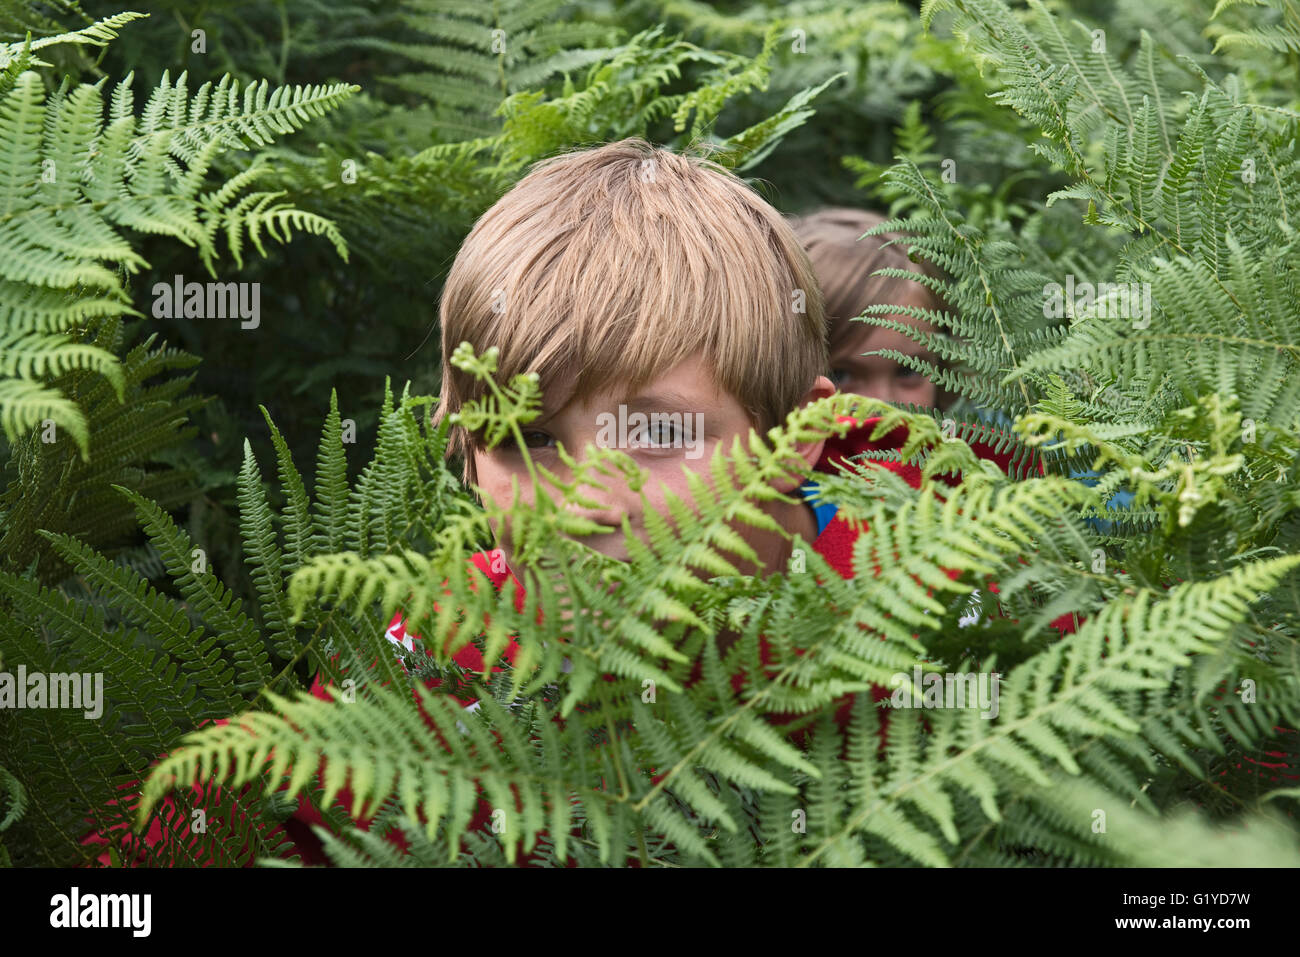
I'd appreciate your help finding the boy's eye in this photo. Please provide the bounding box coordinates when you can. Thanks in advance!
[647,422,679,445]
[627,422,681,449]
[499,430,556,451]
[829,368,850,387]
[896,366,923,380]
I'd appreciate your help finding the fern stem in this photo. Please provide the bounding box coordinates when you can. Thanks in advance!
[277,1,290,86]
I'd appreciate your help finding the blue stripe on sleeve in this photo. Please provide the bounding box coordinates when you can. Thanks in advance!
[799,479,839,536]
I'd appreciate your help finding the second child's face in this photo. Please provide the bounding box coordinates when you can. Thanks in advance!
[829,293,940,407]
[472,352,834,574]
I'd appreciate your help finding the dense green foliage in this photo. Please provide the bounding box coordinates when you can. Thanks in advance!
[1,0,1299,867]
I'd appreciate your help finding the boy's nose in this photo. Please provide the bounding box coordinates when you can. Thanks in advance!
[535,466,632,533]
[562,499,626,530]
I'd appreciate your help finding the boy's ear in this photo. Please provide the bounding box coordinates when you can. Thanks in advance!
[772,374,837,493]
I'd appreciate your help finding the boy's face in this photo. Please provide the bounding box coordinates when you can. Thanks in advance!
[472,352,834,575]
[829,290,939,406]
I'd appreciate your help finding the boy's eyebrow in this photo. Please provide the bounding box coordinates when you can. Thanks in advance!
[620,390,709,412]
[840,346,940,361]
[531,388,713,428]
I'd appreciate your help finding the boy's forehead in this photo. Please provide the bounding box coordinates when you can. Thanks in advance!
[834,319,937,359]
[538,353,731,418]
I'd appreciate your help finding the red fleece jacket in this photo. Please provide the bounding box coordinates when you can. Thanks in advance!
[82,417,1077,867]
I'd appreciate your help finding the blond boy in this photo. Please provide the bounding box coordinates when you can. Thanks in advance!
[435,138,839,578]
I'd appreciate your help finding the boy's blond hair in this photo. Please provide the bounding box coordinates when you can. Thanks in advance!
[436,137,828,485]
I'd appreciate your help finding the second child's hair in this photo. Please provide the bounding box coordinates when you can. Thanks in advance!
[788,207,947,354]
[436,138,829,484]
